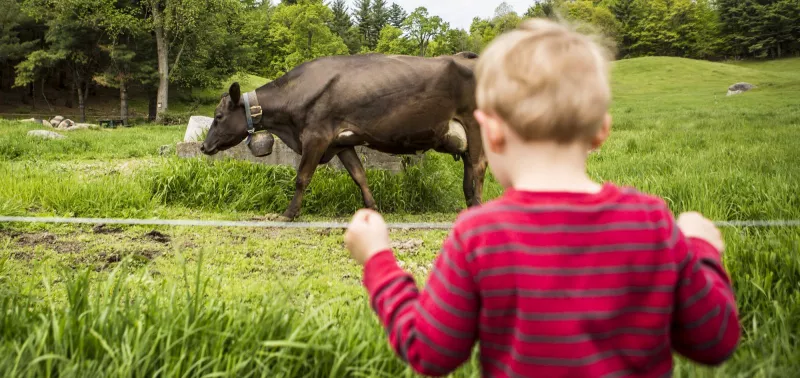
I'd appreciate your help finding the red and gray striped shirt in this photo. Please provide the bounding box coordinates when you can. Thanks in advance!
[363,183,740,377]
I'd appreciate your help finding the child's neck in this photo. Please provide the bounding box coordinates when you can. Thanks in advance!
[507,141,602,194]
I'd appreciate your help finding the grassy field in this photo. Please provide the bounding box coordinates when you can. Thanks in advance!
[0,57,798,377]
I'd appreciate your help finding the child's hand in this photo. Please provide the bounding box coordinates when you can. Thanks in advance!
[677,212,724,253]
[345,209,391,265]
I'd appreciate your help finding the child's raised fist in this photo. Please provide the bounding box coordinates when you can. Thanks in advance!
[677,212,724,253]
[344,209,391,265]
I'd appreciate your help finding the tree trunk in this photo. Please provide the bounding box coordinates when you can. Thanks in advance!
[41,78,53,112]
[154,14,169,123]
[77,81,89,123]
[31,82,36,109]
[120,81,129,125]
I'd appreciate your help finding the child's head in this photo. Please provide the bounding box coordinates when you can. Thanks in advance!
[473,18,613,187]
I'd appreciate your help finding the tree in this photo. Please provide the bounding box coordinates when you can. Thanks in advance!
[142,0,232,122]
[492,2,522,36]
[375,24,414,55]
[17,0,113,121]
[267,0,348,77]
[403,7,446,56]
[429,28,470,56]
[369,0,389,49]
[329,0,361,53]
[353,0,373,49]
[388,3,407,28]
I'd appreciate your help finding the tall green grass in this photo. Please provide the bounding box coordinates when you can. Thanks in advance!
[0,56,799,377]
[0,226,797,377]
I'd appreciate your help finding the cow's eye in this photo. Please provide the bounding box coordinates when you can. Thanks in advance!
[215,114,223,120]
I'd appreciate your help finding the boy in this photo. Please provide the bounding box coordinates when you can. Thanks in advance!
[344,19,740,377]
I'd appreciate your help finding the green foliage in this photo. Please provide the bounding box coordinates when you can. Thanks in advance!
[402,7,447,57]
[266,0,348,78]
[375,25,415,55]
[0,0,37,63]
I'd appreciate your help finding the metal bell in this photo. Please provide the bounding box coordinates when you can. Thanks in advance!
[247,132,275,157]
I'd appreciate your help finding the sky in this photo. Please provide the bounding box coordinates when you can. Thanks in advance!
[349,1,533,31]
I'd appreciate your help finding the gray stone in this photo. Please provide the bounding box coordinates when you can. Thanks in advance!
[27,130,66,140]
[184,116,214,142]
[176,136,423,174]
[64,123,95,131]
[50,116,64,127]
[727,82,756,96]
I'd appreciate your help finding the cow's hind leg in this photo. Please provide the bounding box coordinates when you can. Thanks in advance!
[337,147,377,210]
[282,136,330,221]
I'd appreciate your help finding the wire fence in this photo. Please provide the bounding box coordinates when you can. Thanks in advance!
[1,216,798,230]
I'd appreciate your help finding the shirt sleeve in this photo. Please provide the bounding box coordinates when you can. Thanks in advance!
[667,214,741,365]
[362,226,479,376]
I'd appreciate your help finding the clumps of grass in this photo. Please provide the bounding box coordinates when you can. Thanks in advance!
[0,120,184,161]
[145,154,482,216]
[0,162,153,218]
[0,227,799,377]
[0,252,447,377]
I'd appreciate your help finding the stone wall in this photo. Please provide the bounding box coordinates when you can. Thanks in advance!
[176,137,423,174]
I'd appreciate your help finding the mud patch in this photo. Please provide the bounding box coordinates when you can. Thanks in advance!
[144,230,170,244]
[92,224,122,234]
[14,232,83,254]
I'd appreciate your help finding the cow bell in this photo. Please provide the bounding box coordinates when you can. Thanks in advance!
[247,131,275,157]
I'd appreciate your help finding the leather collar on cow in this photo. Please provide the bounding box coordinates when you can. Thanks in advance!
[242,90,263,146]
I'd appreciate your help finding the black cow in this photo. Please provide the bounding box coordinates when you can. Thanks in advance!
[201,52,486,221]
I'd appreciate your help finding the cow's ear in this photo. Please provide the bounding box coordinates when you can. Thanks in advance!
[228,82,241,106]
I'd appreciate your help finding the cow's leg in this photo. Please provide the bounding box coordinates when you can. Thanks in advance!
[281,136,330,221]
[337,147,377,210]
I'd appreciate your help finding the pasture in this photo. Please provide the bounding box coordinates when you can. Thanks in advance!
[0,56,799,377]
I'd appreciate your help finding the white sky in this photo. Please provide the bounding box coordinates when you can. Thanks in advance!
[349,1,532,31]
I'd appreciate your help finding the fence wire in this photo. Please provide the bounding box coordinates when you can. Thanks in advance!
[1,216,798,230]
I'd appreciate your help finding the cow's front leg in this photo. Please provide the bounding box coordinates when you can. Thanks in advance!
[282,137,329,221]
[337,147,376,210]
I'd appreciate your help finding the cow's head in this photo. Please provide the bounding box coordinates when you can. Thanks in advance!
[200,82,249,155]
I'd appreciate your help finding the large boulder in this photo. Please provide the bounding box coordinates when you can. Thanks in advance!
[183,116,214,142]
[176,137,423,174]
[27,130,66,140]
[49,116,64,127]
[727,82,756,96]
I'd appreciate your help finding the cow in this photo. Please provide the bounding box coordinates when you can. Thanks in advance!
[200,52,487,221]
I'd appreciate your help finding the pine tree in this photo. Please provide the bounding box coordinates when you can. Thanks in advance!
[353,0,373,49]
[369,0,389,50]
[388,3,407,28]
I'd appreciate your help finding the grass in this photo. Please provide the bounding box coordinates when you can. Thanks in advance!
[0,56,799,376]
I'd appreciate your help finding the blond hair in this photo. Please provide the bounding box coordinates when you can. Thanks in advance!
[475,18,612,144]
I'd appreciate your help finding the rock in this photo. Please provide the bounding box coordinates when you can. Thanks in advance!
[727,82,756,96]
[176,137,423,174]
[56,119,76,129]
[183,116,214,142]
[22,118,51,127]
[50,116,64,127]
[27,130,66,140]
[64,123,93,131]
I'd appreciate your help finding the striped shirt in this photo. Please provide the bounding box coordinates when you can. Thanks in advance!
[363,183,740,377]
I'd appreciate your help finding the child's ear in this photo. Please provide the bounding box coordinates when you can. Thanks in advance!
[591,113,612,151]
[474,109,506,154]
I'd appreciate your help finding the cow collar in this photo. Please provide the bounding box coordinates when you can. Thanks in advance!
[242,91,263,145]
